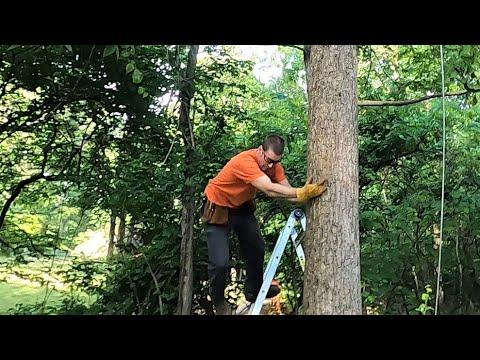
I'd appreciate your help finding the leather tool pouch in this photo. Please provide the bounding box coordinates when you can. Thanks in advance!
[201,199,229,225]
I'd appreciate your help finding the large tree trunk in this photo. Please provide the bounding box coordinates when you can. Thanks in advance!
[176,45,199,315]
[303,45,362,315]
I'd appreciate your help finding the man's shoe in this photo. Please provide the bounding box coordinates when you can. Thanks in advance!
[266,284,281,298]
[245,284,281,303]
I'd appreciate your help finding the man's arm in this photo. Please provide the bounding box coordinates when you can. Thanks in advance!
[251,175,297,198]
[279,178,291,187]
[278,178,302,202]
[252,175,328,203]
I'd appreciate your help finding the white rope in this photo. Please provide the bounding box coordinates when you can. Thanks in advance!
[434,45,446,315]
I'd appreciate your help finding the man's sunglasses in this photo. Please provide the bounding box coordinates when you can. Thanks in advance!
[263,152,281,165]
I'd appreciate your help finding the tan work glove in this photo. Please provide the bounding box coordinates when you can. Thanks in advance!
[296,176,327,203]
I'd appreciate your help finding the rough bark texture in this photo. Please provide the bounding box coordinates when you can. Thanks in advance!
[303,45,362,315]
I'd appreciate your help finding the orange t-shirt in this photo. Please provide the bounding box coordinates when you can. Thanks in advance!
[205,149,286,208]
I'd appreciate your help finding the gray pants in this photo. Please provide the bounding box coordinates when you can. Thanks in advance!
[204,209,265,306]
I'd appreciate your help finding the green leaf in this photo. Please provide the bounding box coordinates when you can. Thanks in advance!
[65,45,73,52]
[421,293,429,302]
[7,45,20,51]
[103,45,117,58]
[137,86,145,95]
[416,304,426,313]
[142,92,149,98]
[125,63,135,74]
[132,69,143,84]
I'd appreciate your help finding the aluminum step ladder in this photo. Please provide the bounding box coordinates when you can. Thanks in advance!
[239,208,306,315]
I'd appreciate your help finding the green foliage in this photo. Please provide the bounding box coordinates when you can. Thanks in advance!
[132,68,143,84]
[2,45,480,315]
[415,285,434,315]
[125,62,135,74]
[358,45,480,314]
[103,45,118,59]
[0,281,62,314]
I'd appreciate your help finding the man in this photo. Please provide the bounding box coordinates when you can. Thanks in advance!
[201,134,327,315]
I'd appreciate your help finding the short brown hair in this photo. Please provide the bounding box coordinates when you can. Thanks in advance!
[262,134,285,155]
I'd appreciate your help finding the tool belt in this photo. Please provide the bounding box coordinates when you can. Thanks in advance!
[201,199,256,225]
[201,199,229,225]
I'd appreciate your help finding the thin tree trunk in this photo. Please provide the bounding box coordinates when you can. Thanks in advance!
[177,45,199,315]
[117,212,126,248]
[107,210,117,258]
[303,45,362,315]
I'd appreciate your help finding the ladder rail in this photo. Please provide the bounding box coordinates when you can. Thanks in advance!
[249,208,306,315]
[292,235,306,272]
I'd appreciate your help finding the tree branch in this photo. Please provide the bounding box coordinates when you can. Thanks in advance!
[0,96,66,135]
[9,223,55,257]
[0,236,14,249]
[0,172,45,229]
[359,89,480,107]
[46,127,96,181]
[360,132,429,190]
[281,45,305,53]
[76,118,96,178]
[0,124,96,229]
[141,253,163,315]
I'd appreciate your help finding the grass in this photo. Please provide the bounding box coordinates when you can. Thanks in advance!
[0,253,100,314]
[0,281,63,314]
[0,228,109,314]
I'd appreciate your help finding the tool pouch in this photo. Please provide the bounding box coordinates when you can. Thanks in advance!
[230,199,256,215]
[201,198,229,225]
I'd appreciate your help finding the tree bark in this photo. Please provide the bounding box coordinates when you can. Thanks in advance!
[303,45,362,315]
[176,45,199,315]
